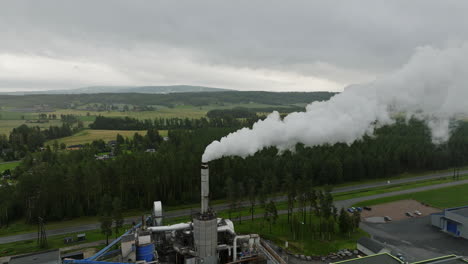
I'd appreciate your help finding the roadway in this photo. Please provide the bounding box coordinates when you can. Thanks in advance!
[0,169,466,245]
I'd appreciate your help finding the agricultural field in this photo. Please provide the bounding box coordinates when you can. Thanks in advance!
[0,119,64,136]
[45,129,164,146]
[353,183,468,209]
[0,102,301,135]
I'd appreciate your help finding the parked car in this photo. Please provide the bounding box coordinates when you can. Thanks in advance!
[384,216,392,221]
[347,208,355,213]
[414,210,422,216]
[363,206,372,211]
[356,207,363,212]
[405,212,414,217]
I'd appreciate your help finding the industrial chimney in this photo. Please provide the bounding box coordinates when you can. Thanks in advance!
[201,162,209,214]
[194,162,218,264]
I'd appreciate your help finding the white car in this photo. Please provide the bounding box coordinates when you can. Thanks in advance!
[414,210,422,216]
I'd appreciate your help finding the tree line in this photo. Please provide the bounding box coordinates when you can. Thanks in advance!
[89,116,261,130]
[0,124,77,161]
[1,118,468,227]
[0,91,336,109]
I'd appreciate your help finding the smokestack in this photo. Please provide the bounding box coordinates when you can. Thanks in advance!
[201,162,209,214]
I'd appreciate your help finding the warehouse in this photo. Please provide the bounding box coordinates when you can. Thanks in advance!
[431,206,468,239]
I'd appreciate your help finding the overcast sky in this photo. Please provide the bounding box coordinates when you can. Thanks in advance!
[1,0,467,92]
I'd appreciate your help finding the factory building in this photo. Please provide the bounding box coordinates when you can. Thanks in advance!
[431,206,468,239]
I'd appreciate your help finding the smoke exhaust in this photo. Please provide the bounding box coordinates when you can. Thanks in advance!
[202,44,468,162]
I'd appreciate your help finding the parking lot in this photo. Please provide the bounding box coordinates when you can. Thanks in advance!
[360,199,440,222]
[361,216,468,262]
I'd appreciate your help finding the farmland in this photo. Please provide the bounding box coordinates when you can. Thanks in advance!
[44,129,164,146]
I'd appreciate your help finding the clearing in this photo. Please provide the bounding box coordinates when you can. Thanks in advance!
[45,129,158,146]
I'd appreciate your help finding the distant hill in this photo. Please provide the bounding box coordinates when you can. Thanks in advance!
[5,85,233,95]
[0,91,337,109]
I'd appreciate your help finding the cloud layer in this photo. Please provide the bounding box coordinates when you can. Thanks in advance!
[1,1,468,91]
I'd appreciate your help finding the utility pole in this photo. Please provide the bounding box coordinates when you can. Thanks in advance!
[37,217,47,248]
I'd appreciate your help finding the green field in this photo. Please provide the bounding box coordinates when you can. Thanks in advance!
[0,119,65,136]
[44,129,166,146]
[0,161,21,173]
[235,214,368,256]
[353,183,468,208]
[0,224,131,257]
[53,103,291,120]
[333,175,468,201]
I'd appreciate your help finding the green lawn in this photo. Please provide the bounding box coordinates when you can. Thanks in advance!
[0,225,131,257]
[333,175,467,201]
[235,213,367,256]
[353,183,468,208]
[333,166,468,189]
[0,161,21,173]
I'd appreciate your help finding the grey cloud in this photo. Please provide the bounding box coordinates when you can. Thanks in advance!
[0,0,467,91]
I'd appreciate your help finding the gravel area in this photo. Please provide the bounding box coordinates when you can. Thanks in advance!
[361,199,440,221]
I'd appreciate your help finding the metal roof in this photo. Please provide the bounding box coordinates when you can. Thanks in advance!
[450,207,468,218]
[332,253,402,264]
[357,237,386,254]
[9,249,60,264]
[412,255,468,264]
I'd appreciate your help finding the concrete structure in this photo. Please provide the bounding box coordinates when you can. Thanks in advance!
[193,163,218,264]
[357,237,391,256]
[432,206,468,238]
[9,249,60,264]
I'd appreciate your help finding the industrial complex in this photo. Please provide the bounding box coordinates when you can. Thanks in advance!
[48,163,283,264]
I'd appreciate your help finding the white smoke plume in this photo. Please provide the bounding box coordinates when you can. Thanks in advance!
[202,44,468,162]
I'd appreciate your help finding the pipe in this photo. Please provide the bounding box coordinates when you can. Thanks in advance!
[87,220,143,261]
[201,163,209,214]
[147,222,192,232]
[217,224,236,235]
[233,234,259,261]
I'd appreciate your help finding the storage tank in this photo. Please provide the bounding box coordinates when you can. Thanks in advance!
[136,243,155,262]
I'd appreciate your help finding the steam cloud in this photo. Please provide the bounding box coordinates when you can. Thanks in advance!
[202,44,468,162]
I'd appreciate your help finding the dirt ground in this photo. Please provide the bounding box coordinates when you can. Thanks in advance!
[360,199,440,222]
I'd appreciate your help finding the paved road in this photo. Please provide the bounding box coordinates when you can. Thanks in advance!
[0,170,466,245]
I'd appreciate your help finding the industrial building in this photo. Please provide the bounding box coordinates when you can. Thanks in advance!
[58,162,283,264]
[431,206,468,239]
